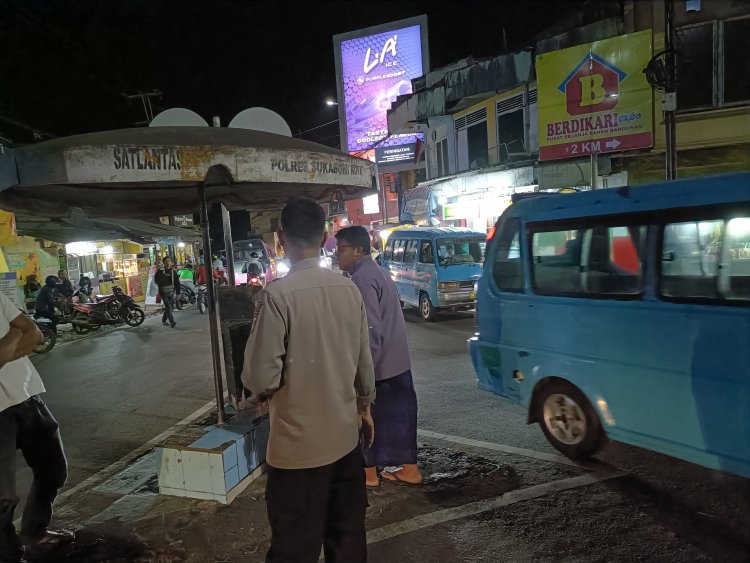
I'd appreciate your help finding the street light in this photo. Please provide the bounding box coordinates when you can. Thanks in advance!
[325,99,338,107]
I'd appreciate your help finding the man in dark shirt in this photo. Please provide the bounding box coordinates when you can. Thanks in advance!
[56,271,73,298]
[56,270,74,316]
[155,257,180,328]
[33,277,59,323]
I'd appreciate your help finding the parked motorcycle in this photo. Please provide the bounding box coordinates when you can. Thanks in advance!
[74,284,94,304]
[71,285,145,333]
[32,316,56,354]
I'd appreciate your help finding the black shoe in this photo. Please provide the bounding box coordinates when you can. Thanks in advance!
[162,321,169,326]
[170,322,177,328]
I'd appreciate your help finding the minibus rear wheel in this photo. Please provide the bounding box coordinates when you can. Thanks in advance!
[536,380,604,460]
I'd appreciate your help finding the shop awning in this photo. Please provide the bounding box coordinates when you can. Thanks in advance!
[13,209,200,244]
[0,126,377,222]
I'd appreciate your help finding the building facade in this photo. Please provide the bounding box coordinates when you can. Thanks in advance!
[387,0,750,236]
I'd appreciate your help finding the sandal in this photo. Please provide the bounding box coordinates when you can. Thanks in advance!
[32,528,75,547]
[366,478,381,489]
[381,471,423,487]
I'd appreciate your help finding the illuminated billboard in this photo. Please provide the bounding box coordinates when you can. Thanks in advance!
[333,16,429,162]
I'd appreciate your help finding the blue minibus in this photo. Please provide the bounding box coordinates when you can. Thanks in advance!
[381,227,486,320]
[469,173,750,477]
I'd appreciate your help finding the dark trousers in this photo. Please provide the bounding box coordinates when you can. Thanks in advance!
[265,446,367,563]
[160,293,176,325]
[0,397,68,562]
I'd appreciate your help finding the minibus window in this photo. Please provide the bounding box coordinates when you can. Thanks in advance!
[492,218,523,291]
[419,241,434,264]
[404,240,418,264]
[662,216,750,302]
[532,224,645,296]
[392,240,406,263]
[384,239,394,261]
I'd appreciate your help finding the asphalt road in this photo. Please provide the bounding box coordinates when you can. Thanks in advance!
[18,303,750,562]
[20,308,215,506]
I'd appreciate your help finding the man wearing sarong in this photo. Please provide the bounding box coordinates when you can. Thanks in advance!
[336,226,423,488]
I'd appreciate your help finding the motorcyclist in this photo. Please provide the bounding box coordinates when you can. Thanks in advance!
[56,269,74,316]
[194,255,208,285]
[212,255,228,286]
[78,274,93,303]
[34,275,60,324]
[23,274,41,299]
[212,254,225,272]
[23,274,42,312]
[245,251,264,278]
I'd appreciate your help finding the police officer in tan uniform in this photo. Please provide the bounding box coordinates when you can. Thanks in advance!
[242,197,376,563]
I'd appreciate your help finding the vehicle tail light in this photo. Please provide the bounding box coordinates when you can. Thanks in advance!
[486,226,497,241]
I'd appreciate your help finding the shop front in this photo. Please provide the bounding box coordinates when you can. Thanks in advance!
[420,166,537,236]
[65,240,152,302]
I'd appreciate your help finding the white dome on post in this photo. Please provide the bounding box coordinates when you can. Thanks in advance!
[229,108,292,137]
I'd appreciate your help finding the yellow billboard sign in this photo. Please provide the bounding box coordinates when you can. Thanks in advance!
[0,210,17,245]
[536,30,653,161]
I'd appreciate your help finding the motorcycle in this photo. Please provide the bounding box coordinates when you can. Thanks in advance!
[196,284,207,314]
[175,283,196,310]
[74,284,94,304]
[71,285,145,333]
[32,316,56,354]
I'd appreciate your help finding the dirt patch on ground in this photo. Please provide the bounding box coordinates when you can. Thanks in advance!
[52,443,541,562]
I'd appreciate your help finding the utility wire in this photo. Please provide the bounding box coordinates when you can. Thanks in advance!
[294,118,339,138]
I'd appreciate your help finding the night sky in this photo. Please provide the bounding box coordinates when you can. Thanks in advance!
[1,0,589,146]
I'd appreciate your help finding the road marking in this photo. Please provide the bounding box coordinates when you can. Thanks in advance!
[366,470,624,546]
[417,429,587,468]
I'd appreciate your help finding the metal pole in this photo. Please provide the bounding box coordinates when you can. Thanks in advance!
[383,175,389,225]
[665,0,678,180]
[220,204,236,287]
[198,183,226,425]
[590,154,599,189]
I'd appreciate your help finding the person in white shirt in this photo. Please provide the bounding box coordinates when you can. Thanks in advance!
[0,293,73,563]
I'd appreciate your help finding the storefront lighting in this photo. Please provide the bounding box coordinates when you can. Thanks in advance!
[65,241,97,255]
[178,241,186,248]
[728,218,750,238]
[363,193,380,215]
[100,245,114,254]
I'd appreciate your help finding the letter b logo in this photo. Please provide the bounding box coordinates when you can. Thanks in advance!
[579,74,606,107]
[564,58,621,116]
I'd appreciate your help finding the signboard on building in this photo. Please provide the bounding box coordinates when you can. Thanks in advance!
[5,252,40,284]
[0,211,17,245]
[536,30,653,161]
[375,144,417,165]
[333,16,429,160]
[0,272,24,309]
[172,214,194,227]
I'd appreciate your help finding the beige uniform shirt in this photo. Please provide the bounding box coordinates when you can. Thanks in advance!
[241,257,376,469]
